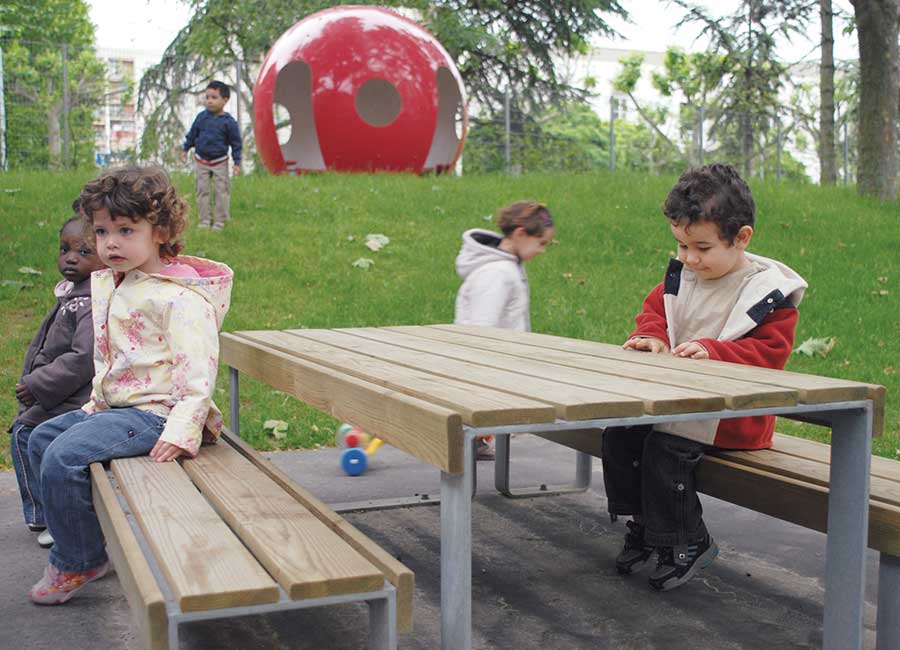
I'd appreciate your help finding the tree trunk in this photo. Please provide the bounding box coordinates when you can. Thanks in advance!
[851,0,900,200]
[819,0,837,185]
[47,102,62,169]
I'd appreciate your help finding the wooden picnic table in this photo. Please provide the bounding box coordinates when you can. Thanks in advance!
[220,324,885,650]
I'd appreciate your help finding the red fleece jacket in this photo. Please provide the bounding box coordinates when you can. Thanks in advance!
[631,283,799,449]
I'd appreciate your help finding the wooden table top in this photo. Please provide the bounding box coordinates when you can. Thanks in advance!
[220,325,884,474]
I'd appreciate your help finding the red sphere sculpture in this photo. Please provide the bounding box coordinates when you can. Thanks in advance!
[253,6,468,175]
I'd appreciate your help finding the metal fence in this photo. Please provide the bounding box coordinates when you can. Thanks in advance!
[0,38,857,185]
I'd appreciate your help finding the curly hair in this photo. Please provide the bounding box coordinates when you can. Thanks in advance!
[663,163,755,243]
[497,200,554,237]
[79,165,187,258]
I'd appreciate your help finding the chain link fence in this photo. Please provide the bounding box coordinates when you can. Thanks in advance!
[0,37,857,184]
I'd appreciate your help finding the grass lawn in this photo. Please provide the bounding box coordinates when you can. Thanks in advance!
[1,169,897,469]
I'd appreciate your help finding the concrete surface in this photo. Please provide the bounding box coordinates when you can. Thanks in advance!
[0,435,882,649]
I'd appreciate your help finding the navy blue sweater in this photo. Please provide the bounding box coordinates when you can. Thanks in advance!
[183,110,242,166]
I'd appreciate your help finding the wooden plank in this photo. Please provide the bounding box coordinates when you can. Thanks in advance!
[262,329,643,421]
[288,328,716,417]
[389,325,799,411]
[231,330,555,428]
[221,429,415,632]
[91,464,168,650]
[433,324,876,409]
[772,433,900,486]
[182,443,383,600]
[111,457,279,612]
[221,332,464,474]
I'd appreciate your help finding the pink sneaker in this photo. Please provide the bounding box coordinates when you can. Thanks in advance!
[29,562,110,605]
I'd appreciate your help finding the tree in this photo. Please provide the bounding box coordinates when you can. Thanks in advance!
[138,0,629,164]
[0,0,104,168]
[819,0,837,185]
[849,0,900,201]
[671,1,815,177]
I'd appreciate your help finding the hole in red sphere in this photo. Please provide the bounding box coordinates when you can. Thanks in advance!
[355,79,402,127]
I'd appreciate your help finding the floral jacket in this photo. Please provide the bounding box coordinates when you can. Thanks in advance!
[82,256,233,456]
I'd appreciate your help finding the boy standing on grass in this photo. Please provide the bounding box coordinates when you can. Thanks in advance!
[181,80,242,232]
[602,163,807,591]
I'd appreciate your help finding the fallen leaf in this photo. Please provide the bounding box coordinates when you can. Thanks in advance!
[871,290,890,296]
[263,419,289,440]
[794,336,836,358]
[352,257,375,270]
[562,272,573,280]
[18,266,42,275]
[482,214,493,222]
[2,279,33,289]
[3,188,21,193]
[878,276,888,284]
[885,367,896,376]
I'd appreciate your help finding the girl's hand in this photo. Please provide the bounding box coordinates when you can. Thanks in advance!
[623,336,670,354]
[672,341,710,360]
[150,440,185,462]
[15,382,36,406]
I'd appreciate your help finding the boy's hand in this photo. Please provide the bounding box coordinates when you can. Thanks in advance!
[233,165,242,176]
[623,336,670,354]
[180,151,188,163]
[150,439,185,462]
[15,382,35,406]
[672,341,710,360]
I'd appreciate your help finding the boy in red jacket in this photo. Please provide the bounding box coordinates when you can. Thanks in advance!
[602,163,807,591]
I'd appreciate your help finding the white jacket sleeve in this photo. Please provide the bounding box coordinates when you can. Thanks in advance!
[455,266,515,327]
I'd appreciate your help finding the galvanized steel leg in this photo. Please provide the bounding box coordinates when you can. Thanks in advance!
[441,440,473,650]
[494,434,592,498]
[168,616,179,649]
[877,553,900,650]
[823,407,873,650]
[229,366,239,436]
[367,589,397,650]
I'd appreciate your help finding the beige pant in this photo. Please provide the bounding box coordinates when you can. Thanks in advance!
[194,159,230,226]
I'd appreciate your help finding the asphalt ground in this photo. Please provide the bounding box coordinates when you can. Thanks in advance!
[1,435,881,649]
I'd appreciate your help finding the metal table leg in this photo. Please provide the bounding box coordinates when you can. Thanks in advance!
[877,553,900,650]
[441,437,474,650]
[495,433,592,498]
[822,405,873,650]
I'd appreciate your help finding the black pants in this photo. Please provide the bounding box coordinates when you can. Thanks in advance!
[601,425,709,547]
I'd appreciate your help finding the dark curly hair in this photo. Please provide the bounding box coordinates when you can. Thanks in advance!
[79,165,187,258]
[497,201,554,237]
[663,163,755,243]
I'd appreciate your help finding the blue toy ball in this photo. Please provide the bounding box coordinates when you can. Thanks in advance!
[341,447,368,476]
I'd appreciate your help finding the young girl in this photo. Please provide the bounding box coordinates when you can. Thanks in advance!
[26,166,234,605]
[9,208,104,549]
[454,200,555,459]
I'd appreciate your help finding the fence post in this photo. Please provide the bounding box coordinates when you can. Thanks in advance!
[62,44,70,168]
[698,104,704,166]
[842,119,849,187]
[234,60,243,133]
[0,43,7,172]
[776,114,782,181]
[608,95,616,172]
[504,89,511,174]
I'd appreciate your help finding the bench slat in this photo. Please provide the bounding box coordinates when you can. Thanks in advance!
[292,328,727,416]
[771,433,900,484]
[234,329,557,427]
[387,325,799,410]
[221,429,415,632]
[91,464,168,649]
[182,442,384,600]
[221,332,465,474]
[112,457,279,612]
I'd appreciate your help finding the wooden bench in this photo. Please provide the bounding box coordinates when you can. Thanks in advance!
[539,428,900,650]
[91,429,413,650]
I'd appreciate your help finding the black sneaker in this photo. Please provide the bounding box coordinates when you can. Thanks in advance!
[648,534,719,591]
[615,520,655,574]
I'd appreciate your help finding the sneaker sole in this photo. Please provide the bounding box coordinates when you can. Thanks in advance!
[616,555,652,575]
[651,541,719,592]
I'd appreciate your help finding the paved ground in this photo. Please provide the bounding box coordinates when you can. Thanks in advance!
[1,435,882,649]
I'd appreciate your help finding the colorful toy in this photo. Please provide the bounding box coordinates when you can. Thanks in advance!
[253,5,467,175]
[336,423,384,476]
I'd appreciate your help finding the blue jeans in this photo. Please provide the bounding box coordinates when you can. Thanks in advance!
[27,408,166,572]
[10,423,43,528]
